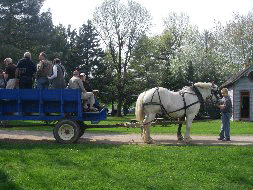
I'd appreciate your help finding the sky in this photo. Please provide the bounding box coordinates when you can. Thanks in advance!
[42,0,253,35]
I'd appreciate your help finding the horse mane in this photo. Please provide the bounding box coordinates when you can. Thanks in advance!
[194,82,212,89]
[181,86,191,92]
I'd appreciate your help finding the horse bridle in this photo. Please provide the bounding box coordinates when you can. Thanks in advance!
[208,88,220,104]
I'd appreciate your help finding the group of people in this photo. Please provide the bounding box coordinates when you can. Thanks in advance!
[1,52,97,111]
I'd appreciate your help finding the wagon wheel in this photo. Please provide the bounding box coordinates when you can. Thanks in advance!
[53,120,80,144]
[76,121,87,138]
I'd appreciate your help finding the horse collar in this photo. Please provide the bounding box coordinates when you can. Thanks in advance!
[179,91,187,118]
[192,85,205,113]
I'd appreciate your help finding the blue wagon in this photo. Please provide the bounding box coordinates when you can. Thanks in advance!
[0,88,107,143]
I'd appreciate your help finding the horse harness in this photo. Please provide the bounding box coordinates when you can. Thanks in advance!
[143,86,205,118]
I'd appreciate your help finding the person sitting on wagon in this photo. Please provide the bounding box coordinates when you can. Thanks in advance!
[4,58,17,89]
[35,52,52,89]
[80,73,92,92]
[80,73,101,110]
[48,58,66,89]
[68,69,95,112]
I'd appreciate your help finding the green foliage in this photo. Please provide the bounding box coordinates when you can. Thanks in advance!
[93,0,152,116]
[65,20,104,78]
[0,1,104,81]
[130,11,253,93]
[0,0,51,62]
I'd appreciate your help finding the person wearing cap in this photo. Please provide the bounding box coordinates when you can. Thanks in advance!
[4,58,16,89]
[35,52,52,89]
[48,58,66,89]
[16,52,36,89]
[79,73,92,92]
[68,69,95,111]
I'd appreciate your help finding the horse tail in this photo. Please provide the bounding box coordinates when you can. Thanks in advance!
[135,91,146,122]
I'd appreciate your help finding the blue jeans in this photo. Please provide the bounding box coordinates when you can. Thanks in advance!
[36,77,49,89]
[219,112,231,139]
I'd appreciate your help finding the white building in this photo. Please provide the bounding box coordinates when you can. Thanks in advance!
[221,65,253,121]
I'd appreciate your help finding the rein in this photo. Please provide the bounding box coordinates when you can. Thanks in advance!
[143,85,205,117]
[192,85,205,112]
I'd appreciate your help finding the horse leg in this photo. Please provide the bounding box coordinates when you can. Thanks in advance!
[177,123,184,140]
[184,115,194,143]
[142,125,152,144]
[141,114,156,144]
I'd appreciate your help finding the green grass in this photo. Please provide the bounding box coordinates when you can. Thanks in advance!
[0,143,252,190]
[1,116,253,189]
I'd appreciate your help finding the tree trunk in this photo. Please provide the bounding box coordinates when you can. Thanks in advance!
[116,86,123,117]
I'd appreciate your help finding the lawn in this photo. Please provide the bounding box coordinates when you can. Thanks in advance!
[0,143,253,190]
[1,116,253,189]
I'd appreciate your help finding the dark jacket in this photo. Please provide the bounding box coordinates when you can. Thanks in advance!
[221,96,232,113]
[16,57,36,78]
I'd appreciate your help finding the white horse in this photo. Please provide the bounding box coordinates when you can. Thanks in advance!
[135,82,219,144]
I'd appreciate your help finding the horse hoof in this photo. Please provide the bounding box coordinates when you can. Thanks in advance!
[184,137,192,144]
[143,138,153,144]
[177,135,184,141]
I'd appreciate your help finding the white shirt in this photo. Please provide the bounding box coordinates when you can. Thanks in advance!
[68,76,87,93]
[48,64,66,80]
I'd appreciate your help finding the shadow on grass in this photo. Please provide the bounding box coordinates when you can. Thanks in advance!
[0,170,22,190]
[0,139,122,150]
[154,139,253,146]
[227,176,253,187]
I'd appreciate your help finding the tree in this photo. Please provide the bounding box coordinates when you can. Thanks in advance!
[130,35,161,90]
[186,60,194,84]
[76,20,104,78]
[152,12,191,90]
[93,0,151,116]
[49,24,70,63]
[92,51,115,105]
[215,11,253,68]
[63,20,105,87]
[0,0,52,61]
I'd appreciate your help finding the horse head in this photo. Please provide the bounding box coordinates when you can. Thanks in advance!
[208,82,220,104]
[194,82,220,104]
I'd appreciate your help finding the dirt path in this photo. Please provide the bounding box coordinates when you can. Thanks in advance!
[1,129,253,145]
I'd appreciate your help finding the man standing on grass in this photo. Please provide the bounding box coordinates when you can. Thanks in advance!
[217,88,232,141]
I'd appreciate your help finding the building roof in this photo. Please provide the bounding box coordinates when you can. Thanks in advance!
[221,65,253,88]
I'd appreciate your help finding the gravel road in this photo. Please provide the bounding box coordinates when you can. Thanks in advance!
[1,129,253,145]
